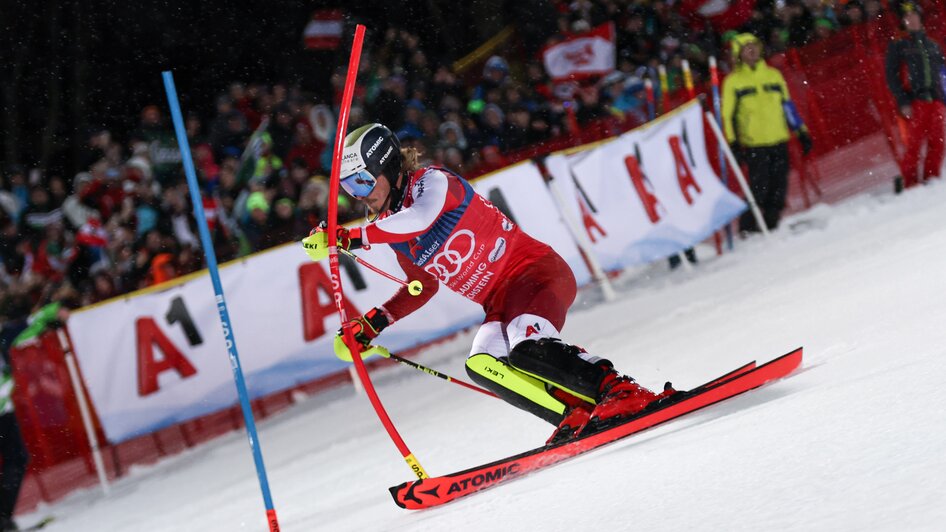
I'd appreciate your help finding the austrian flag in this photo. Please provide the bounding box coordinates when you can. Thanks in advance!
[303,9,344,50]
[677,0,758,32]
[541,22,616,82]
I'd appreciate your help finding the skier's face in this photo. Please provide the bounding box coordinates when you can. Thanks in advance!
[363,173,392,214]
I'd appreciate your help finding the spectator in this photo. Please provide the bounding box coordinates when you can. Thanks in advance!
[61,172,97,231]
[213,112,250,162]
[161,185,199,250]
[812,17,836,41]
[286,122,324,173]
[574,84,609,125]
[88,271,119,304]
[369,74,408,132]
[722,33,803,232]
[864,0,885,21]
[3,167,28,220]
[248,132,284,185]
[47,176,69,209]
[31,222,75,283]
[885,1,945,191]
[601,72,648,127]
[841,1,867,26]
[297,178,326,230]
[267,104,296,161]
[260,198,303,250]
[19,186,62,245]
[243,191,270,251]
[130,229,165,288]
[0,301,35,532]
[469,55,510,116]
[429,65,464,107]
[504,105,533,151]
[443,147,466,172]
[76,128,111,172]
[476,104,507,149]
[437,121,468,153]
[132,106,182,185]
[478,145,508,174]
[396,100,425,142]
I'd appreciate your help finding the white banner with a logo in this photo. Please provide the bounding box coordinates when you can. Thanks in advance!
[541,22,616,82]
[545,101,746,270]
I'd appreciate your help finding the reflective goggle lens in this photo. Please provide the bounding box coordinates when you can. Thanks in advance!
[340,170,377,198]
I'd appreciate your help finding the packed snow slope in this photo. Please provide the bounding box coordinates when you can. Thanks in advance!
[25,180,946,531]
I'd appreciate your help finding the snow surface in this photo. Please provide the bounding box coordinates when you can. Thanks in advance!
[22,180,946,531]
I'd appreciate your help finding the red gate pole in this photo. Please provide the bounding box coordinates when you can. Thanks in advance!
[325,24,429,480]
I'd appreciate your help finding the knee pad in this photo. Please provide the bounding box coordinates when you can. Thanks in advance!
[465,353,566,425]
[507,338,613,403]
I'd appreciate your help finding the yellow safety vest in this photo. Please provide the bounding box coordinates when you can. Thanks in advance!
[721,61,793,147]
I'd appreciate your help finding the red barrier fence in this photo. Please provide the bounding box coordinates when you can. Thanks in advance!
[10,329,353,514]
[10,8,946,515]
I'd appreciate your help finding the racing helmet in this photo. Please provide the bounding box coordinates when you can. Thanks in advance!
[339,123,402,198]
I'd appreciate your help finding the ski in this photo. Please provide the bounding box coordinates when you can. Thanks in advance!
[390,348,802,509]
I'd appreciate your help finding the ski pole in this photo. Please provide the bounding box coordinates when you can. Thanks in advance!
[368,345,498,399]
[338,248,424,296]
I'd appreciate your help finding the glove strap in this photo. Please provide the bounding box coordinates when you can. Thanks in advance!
[364,307,392,334]
[346,227,364,250]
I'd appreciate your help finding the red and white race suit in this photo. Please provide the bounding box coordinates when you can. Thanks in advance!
[353,166,577,354]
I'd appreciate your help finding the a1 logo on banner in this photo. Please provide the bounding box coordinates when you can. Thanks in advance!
[135,296,202,396]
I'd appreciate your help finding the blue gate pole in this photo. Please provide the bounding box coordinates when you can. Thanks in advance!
[162,71,281,532]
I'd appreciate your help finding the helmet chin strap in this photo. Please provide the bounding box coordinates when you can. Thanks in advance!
[388,174,407,212]
[365,171,408,222]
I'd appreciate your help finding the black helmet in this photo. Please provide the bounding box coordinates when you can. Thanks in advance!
[340,123,402,191]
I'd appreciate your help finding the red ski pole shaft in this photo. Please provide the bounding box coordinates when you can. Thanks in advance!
[338,248,424,296]
[327,24,428,479]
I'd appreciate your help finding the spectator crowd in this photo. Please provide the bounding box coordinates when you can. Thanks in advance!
[0,0,921,323]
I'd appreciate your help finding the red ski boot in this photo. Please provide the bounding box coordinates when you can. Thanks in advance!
[546,405,592,445]
[584,372,660,433]
[546,388,593,445]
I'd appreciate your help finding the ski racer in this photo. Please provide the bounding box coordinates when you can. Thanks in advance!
[302,123,673,443]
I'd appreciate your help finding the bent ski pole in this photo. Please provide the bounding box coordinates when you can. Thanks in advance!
[327,25,429,480]
[369,346,498,399]
[339,248,424,296]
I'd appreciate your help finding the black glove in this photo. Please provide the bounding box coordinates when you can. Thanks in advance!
[338,307,391,350]
[798,131,813,156]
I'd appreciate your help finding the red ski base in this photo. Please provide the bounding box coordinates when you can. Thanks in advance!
[390,348,802,509]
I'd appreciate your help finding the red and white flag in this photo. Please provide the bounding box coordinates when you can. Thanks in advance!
[677,0,758,32]
[542,22,616,82]
[303,9,344,50]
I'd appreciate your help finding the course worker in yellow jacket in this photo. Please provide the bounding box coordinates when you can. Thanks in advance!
[722,33,811,232]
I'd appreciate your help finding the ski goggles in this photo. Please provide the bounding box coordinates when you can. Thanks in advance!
[340,170,378,198]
